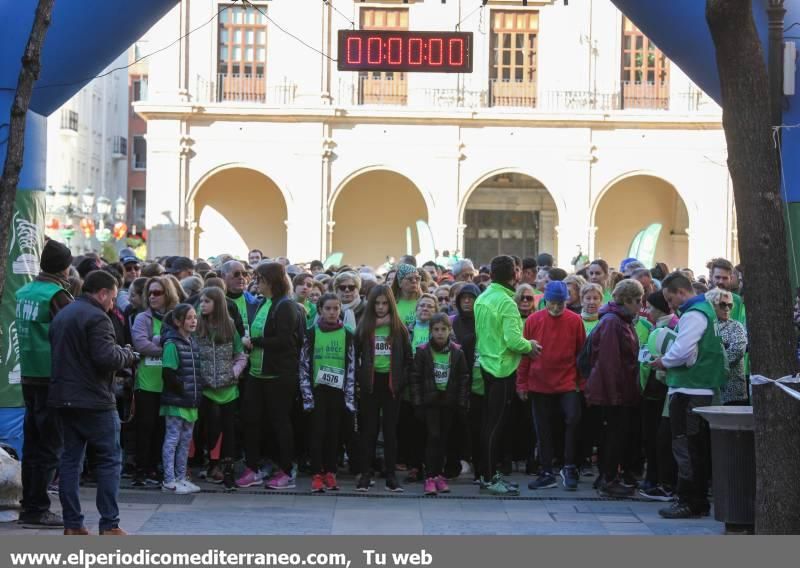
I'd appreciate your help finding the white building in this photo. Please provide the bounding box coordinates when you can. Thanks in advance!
[46,52,130,250]
[135,0,737,272]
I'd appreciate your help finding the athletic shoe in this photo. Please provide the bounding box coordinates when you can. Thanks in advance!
[424,477,437,496]
[180,479,201,494]
[18,510,63,529]
[223,469,236,492]
[235,467,260,488]
[205,464,223,484]
[255,464,273,482]
[620,470,639,488]
[560,466,579,491]
[638,479,657,492]
[580,463,594,477]
[385,474,404,493]
[161,481,178,493]
[266,471,295,490]
[658,501,704,519]
[324,472,339,491]
[405,468,421,483]
[639,485,674,502]
[311,473,325,493]
[173,481,193,495]
[598,479,634,499]
[356,474,371,492]
[435,475,450,493]
[528,472,558,490]
[481,476,519,496]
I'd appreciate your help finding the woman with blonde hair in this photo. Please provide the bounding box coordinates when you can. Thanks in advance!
[705,288,748,405]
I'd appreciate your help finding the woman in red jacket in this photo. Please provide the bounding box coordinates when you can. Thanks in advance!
[517,281,586,492]
[586,279,645,499]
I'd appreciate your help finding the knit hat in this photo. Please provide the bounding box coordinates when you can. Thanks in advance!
[40,240,72,274]
[647,290,671,314]
[544,281,569,303]
[396,263,417,283]
[620,257,638,272]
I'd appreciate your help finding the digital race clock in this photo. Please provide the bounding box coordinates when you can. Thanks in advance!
[337,30,473,73]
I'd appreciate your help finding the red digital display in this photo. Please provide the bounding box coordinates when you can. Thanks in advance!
[338,30,473,73]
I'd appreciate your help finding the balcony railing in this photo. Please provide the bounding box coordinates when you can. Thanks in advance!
[60,109,78,132]
[620,81,670,110]
[488,79,538,108]
[194,74,297,104]
[112,136,127,158]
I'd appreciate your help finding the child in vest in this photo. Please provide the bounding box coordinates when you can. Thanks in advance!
[410,313,470,496]
[299,293,356,492]
[160,304,202,495]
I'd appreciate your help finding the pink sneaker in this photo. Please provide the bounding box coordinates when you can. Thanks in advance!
[435,475,450,493]
[235,468,260,488]
[424,477,437,496]
[266,471,296,490]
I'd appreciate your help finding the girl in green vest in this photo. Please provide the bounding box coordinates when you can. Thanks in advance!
[587,260,613,304]
[131,276,179,487]
[299,293,356,493]
[355,285,413,492]
[196,287,247,491]
[391,264,422,328]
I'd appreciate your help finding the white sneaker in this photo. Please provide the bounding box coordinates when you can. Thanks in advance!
[174,481,193,495]
[162,481,178,492]
[179,479,201,494]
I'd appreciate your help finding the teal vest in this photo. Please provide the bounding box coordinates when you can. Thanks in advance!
[666,300,728,390]
[15,281,62,378]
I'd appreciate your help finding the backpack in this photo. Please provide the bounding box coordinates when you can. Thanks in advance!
[576,327,596,379]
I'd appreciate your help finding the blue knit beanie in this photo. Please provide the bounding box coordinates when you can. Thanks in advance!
[544,281,569,303]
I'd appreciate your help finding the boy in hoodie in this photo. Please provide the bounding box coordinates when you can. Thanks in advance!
[517,281,586,491]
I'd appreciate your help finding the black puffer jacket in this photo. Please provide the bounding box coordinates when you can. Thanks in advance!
[48,295,137,410]
[159,325,202,408]
[410,341,470,408]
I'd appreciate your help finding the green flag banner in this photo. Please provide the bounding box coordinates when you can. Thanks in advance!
[0,190,46,408]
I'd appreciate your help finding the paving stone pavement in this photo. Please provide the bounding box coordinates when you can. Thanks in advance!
[0,472,725,535]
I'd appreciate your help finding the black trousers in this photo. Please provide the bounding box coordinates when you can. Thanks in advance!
[424,405,455,477]
[201,396,237,462]
[670,393,712,509]
[243,377,296,475]
[444,393,481,477]
[134,390,163,476]
[642,397,666,485]
[398,399,425,471]
[309,386,346,474]
[657,416,676,489]
[20,384,63,518]
[360,372,400,477]
[578,394,601,467]
[599,405,635,482]
[531,391,582,472]
[480,372,515,480]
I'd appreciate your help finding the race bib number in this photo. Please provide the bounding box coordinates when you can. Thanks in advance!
[144,356,162,367]
[375,336,391,357]
[317,365,345,390]
[434,362,449,387]
[638,346,653,364]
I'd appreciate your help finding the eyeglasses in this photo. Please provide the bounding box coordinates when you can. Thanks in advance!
[437,297,450,302]
[520,296,534,302]
[148,290,164,297]
[338,285,357,292]
[124,265,140,272]
[231,271,246,278]
[718,302,733,310]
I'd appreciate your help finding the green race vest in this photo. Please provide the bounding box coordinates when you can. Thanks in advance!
[231,294,249,330]
[666,300,728,390]
[15,281,62,378]
[249,299,272,378]
[433,350,450,392]
[304,299,317,329]
[411,322,430,353]
[136,317,163,392]
[312,326,346,389]
[374,324,392,373]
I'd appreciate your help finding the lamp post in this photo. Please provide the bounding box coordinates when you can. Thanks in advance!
[768,0,786,128]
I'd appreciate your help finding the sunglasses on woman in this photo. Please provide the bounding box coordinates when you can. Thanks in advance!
[718,302,733,310]
[149,289,164,297]
[520,295,534,302]
[338,284,357,292]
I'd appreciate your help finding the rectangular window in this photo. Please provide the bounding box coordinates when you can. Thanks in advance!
[489,10,538,107]
[132,136,146,170]
[131,189,146,229]
[358,8,409,105]
[218,3,268,102]
[621,16,669,109]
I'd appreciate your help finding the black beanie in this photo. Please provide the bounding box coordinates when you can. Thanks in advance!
[40,240,72,274]
[647,290,671,314]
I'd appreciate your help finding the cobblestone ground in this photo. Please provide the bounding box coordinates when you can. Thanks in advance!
[0,471,724,535]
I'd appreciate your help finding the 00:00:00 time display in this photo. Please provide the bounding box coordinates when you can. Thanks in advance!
[337,31,473,73]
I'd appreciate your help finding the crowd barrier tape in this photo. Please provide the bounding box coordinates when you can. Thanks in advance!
[751,375,800,402]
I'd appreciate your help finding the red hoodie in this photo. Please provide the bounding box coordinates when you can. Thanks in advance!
[517,308,586,394]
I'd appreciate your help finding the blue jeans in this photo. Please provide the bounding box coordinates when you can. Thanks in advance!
[58,408,121,532]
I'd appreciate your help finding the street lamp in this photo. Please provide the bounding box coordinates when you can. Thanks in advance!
[96,196,112,218]
[56,185,71,213]
[114,197,127,221]
[69,188,79,211]
[81,187,95,215]
[45,186,56,213]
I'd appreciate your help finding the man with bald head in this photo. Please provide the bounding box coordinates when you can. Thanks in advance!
[220,260,248,335]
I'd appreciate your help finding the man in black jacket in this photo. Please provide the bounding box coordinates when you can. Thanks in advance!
[48,270,138,536]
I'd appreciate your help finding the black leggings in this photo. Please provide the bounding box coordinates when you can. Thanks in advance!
[398,399,425,471]
[599,405,636,482]
[424,405,454,477]
[360,373,400,477]
[134,390,163,476]
[243,377,296,474]
[309,386,346,474]
[201,395,237,462]
[642,397,665,485]
[480,372,515,480]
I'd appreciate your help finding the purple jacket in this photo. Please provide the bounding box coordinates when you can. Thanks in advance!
[585,302,641,407]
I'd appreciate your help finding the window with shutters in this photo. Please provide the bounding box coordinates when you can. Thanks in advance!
[359,8,408,105]
[489,10,538,107]
[621,16,669,109]
[218,3,268,102]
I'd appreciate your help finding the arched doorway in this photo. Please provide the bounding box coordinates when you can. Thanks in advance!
[331,170,428,266]
[593,174,689,270]
[192,167,287,259]
[462,172,558,266]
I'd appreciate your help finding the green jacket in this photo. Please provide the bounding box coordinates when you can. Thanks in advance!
[666,299,728,390]
[475,282,532,378]
[15,280,63,378]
